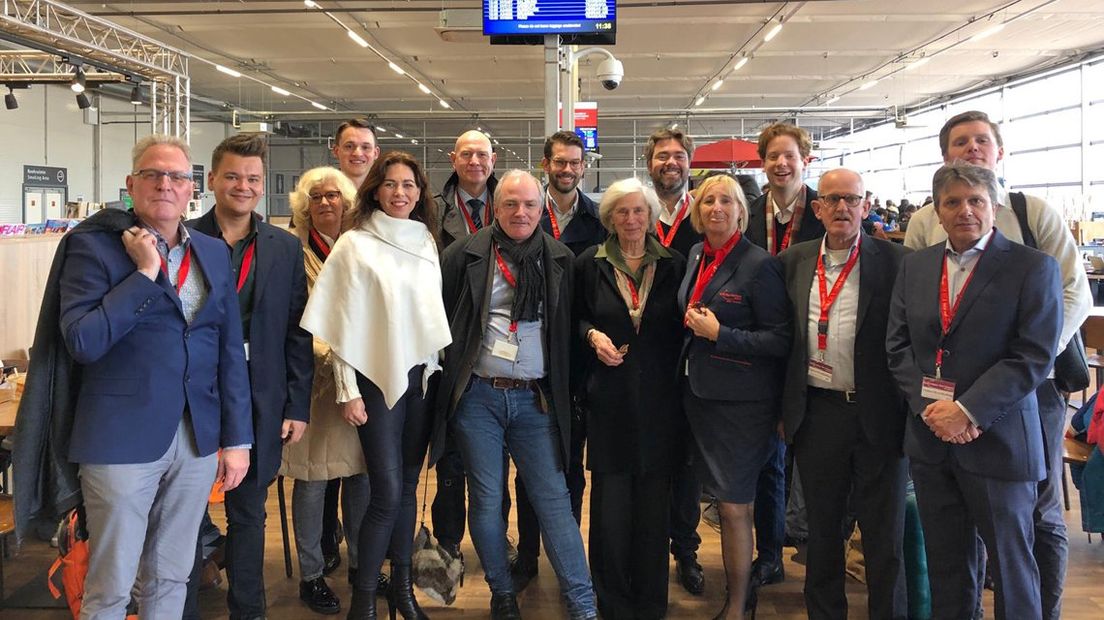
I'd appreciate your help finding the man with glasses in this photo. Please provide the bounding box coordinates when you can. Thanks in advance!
[52,135,253,617]
[436,129,499,249]
[904,110,1091,620]
[778,168,909,619]
[508,131,606,592]
[332,118,380,189]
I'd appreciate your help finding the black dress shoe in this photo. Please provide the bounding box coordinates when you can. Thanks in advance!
[490,592,522,620]
[299,577,342,615]
[676,557,705,596]
[509,555,539,593]
[749,558,784,587]
[324,552,342,576]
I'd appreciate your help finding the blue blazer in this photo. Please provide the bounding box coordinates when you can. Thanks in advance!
[677,235,792,403]
[188,211,313,484]
[539,189,607,257]
[886,229,1062,482]
[59,227,253,465]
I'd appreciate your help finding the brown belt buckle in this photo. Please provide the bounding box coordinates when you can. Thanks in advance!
[492,377,520,390]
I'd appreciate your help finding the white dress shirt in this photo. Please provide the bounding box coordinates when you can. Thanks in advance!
[806,236,860,390]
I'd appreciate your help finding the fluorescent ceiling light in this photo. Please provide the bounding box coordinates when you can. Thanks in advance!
[764,23,783,42]
[411,139,418,144]
[304,1,320,8]
[272,86,291,96]
[395,133,404,138]
[859,79,878,90]
[825,94,841,105]
[418,83,431,94]
[439,99,450,108]
[216,64,242,78]
[903,56,931,71]
[732,57,748,71]
[348,30,369,48]
[694,96,705,106]
[311,101,327,110]
[711,80,723,91]
[375,126,387,133]
[970,23,1005,42]
[388,62,404,75]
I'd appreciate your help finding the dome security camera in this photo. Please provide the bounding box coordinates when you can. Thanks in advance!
[597,57,624,90]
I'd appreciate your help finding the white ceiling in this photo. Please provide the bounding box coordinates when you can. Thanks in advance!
[55,0,1104,146]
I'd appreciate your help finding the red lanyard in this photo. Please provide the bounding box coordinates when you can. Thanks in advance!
[493,246,519,333]
[625,277,640,310]
[160,248,192,295]
[764,188,804,256]
[815,239,860,351]
[236,239,257,293]
[545,193,563,239]
[309,228,331,258]
[936,247,985,371]
[457,190,487,235]
[655,193,691,247]
[687,230,741,309]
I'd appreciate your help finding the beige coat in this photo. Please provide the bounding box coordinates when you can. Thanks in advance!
[280,245,367,481]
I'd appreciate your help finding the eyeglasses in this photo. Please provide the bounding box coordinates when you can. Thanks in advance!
[550,158,584,170]
[820,194,864,208]
[132,169,193,185]
[309,191,343,204]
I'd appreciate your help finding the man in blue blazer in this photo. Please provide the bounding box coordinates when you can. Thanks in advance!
[886,162,1062,620]
[59,135,253,618]
[184,133,313,619]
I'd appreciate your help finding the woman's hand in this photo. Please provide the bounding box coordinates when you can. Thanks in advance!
[685,306,721,341]
[588,329,625,367]
[342,397,368,426]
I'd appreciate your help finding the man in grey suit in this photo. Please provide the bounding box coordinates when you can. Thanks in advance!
[886,162,1062,619]
[778,168,909,620]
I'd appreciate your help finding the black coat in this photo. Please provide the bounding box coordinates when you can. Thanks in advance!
[540,189,607,258]
[432,227,575,466]
[435,172,500,250]
[574,245,687,474]
[778,233,910,450]
[746,186,825,255]
[187,210,313,485]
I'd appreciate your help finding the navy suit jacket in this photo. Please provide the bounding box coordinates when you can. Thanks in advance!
[539,189,607,257]
[677,235,791,403]
[779,233,910,449]
[886,229,1062,482]
[59,226,253,465]
[188,210,313,484]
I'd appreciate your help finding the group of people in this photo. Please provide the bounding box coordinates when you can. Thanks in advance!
[14,108,1088,620]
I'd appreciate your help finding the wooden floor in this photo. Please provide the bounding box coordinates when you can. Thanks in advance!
[3,461,1104,619]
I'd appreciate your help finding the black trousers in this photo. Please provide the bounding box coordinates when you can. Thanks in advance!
[669,433,702,562]
[352,367,432,590]
[514,406,586,560]
[182,462,271,620]
[794,390,907,620]
[590,471,672,620]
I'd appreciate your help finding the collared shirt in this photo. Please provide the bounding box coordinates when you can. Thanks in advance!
[546,188,579,232]
[943,227,995,426]
[472,253,546,380]
[457,186,491,228]
[146,221,208,324]
[806,236,860,390]
[658,191,691,227]
[772,189,799,225]
[213,214,259,336]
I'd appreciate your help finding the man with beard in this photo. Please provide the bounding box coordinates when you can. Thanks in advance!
[642,127,707,597]
[745,123,826,590]
[332,118,380,190]
[434,170,596,619]
[508,131,606,592]
[647,128,701,259]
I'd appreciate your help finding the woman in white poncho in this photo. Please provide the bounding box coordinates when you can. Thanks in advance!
[301,151,451,620]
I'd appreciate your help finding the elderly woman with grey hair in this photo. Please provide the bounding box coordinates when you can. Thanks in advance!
[281,166,370,615]
[574,176,688,619]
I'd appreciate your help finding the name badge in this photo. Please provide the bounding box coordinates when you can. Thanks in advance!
[808,359,833,383]
[243,341,250,362]
[491,339,519,362]
[921,376,956,401]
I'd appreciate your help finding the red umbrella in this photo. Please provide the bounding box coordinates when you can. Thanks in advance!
[691,138,762,169]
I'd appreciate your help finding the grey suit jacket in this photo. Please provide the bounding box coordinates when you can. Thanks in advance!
[885,229,1062,481]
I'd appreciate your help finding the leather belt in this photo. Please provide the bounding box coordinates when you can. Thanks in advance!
[473,375,541,391]
[808,386,857,404]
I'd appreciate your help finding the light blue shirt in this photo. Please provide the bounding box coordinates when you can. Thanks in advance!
[472,253,547,380]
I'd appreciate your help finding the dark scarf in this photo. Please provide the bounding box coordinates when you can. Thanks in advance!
[14,207,139,540]
[308,227,331,263]
[490,220,545,323]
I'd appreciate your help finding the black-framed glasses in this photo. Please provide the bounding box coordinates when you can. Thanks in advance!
[820,194,864,208]
[309,191,343,204]
[132,169,193,185]
[550,158,584,170]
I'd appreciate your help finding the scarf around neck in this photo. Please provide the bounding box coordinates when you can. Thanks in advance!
[490,220,545,324]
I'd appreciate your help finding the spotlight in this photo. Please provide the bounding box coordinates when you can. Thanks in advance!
[5,87,17,110]
[129,84,143,105]
[70,67,86,93]
[76,92,91,109]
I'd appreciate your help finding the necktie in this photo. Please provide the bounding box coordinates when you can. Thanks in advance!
[468,198,483,229]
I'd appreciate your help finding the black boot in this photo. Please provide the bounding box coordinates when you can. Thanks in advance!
[389,564,428,620]
[346,588,379,620]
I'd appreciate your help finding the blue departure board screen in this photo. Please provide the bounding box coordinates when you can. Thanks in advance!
[484,0,616,36]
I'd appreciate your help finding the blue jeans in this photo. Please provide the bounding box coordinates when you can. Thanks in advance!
[454,380,596,618]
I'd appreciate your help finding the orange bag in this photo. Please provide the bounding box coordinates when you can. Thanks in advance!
[47,508,139,619]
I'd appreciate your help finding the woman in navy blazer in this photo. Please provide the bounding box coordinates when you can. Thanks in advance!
[678,174,792,619]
